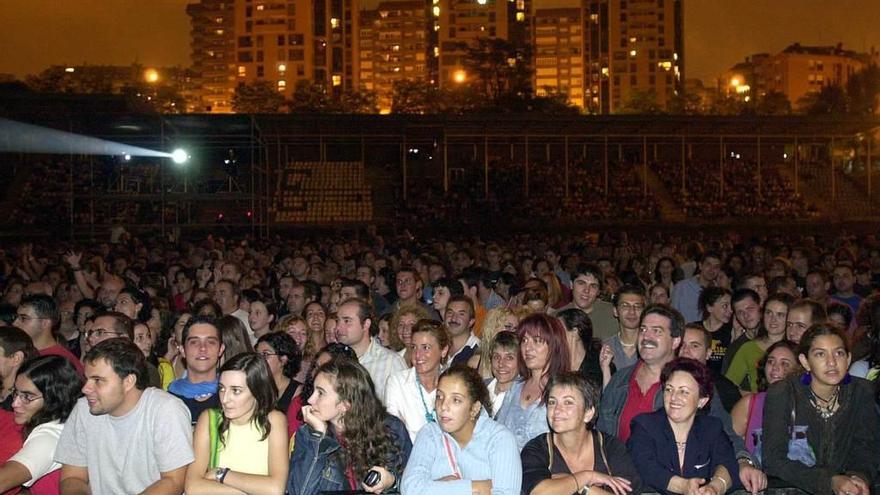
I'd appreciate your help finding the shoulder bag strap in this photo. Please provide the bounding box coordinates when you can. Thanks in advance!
[208,408,221,469]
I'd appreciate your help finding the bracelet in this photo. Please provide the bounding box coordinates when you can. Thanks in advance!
[710,476,728,493]
[737,456,756,467]
[215,467,230,484]
[570,473,580,493]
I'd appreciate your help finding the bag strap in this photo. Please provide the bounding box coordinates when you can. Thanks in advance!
[546,432,554,470]
[208,408,221,469]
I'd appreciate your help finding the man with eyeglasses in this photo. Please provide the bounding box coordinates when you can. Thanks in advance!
[14,294,84,375]
[167,316,225,424]
[602,284,647,373]
[87,312,163,388]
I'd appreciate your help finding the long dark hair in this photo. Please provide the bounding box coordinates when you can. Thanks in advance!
[17,355,83,436]
[256,332,301,379]
[315,358,402,481]
[217,352,277,445]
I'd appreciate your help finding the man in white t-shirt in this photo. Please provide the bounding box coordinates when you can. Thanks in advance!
[55,339,194,495]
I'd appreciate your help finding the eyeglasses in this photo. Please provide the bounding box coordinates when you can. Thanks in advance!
[257,351,278,359]
[12,388,43,404]
[85,329,124,339]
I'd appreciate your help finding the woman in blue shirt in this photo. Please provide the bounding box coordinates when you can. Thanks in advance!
[402,364,521,495]
[496,314,570,449]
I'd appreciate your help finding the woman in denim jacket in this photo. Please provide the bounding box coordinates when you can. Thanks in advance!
[286,358,411,495]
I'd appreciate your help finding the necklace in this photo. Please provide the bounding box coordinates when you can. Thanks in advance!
[416,373,436,423]
[808,386,840,420]
[618,332,636,348]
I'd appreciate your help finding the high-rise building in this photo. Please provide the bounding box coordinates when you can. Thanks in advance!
[187,0,236,113]
[360,1,429,113]
[582,0,683,114]
[533,8,585,109]
[437,0,510,88]
[228,0,359,102]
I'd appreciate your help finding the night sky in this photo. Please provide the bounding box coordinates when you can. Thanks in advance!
[1,0,879,84]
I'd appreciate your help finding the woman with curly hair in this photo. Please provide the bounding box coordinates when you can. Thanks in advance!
[185,352,289,495]
[469,306,518,379]
[0,355,83,495]
[255,332,301,413]
[287,357,412,495]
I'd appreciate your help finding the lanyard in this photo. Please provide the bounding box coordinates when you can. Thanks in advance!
[416,373,436,423]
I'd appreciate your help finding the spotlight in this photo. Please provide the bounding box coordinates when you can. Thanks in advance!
[123,154,132,161]
[171,149,189,164]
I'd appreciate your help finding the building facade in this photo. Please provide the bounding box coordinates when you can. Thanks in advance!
[187,0,236,112]
[533,8,585,109]
[582,0,683,114]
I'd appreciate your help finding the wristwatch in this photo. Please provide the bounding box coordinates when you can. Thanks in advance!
[215,467,230,484]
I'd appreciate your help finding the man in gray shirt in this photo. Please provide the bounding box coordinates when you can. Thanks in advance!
[56,339,194,495]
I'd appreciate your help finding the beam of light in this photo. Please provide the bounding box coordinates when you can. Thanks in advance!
[0,118,174,159]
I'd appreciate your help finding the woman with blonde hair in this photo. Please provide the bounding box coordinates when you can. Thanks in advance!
[469,306,519,379]
[389,303,431,364]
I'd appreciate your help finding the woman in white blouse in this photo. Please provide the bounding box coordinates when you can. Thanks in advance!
[0,356,83,495]
[385,319,450,441]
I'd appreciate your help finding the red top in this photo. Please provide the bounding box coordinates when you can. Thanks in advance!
[0,408,23,495]
[616,361,661,442]
[39,344,85,376]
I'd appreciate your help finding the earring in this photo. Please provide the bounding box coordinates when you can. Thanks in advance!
[800,372,812,386]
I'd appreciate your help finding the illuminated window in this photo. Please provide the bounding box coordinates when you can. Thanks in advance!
[65,67,75,73]
[330,17,340,28]
[516,12,525,21]
[629,50,637,57]
[256,4,264,10]
[277,80,286,90]
[238,66,246,77]
[433,5,440,16]
[332,75,342,86]
[278,63,286,72]
[215,29,225,35]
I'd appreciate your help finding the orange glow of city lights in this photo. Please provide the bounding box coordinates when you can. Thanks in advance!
[144,69,160,83]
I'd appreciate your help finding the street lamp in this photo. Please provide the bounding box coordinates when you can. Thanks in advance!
[453,69,467,84]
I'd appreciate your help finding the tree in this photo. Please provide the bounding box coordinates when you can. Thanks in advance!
[391,79,440,114]
[617,89,664,114]
[232,81,285,113]
[801,84,848,115]
[462,37,531,105]
[667,92,704,115]
[339,88,378,114]
[755,91,791,115]
[847,64,880,116]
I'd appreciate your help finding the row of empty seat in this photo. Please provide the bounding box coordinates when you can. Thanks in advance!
[272,161,373,223]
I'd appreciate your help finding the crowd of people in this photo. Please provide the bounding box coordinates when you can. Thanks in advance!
[652,159,816,219]
[397,158,660,228]
[0,229,880,495]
